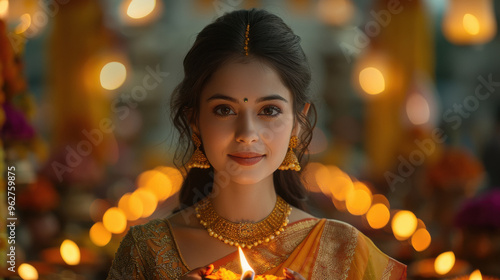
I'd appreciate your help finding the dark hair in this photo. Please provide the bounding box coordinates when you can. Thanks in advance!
[170,9,316,210]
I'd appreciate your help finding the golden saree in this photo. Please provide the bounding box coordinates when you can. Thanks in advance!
[107,218,406,280]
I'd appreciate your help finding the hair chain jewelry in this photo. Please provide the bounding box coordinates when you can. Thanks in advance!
[195,196,292,249]
[244,24,250,56]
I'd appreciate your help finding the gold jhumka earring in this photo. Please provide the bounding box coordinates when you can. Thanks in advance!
[187,134,211,169]
[278,136,301,171]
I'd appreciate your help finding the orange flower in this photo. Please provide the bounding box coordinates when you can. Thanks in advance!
[206,268,284,280]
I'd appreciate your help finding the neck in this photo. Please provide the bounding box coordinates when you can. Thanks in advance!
[210,174,277,223]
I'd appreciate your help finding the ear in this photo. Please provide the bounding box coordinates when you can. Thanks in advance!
[186,108,200,135]
[292,103,311,137]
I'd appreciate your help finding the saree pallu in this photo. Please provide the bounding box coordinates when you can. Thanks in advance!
[107,218,407,280]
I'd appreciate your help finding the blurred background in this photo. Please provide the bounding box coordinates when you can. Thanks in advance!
[1,0,499,279]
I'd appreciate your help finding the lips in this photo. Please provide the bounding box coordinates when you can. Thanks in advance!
[228,152,265,166]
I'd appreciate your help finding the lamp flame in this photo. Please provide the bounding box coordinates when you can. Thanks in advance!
[238,247,255,280]
[469,269,482,280]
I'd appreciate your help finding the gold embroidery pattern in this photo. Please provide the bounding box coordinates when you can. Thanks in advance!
[382,259,395,280]
[106,219,188,280]
[312,220,358,280]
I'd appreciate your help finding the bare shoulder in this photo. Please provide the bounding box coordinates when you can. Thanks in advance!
[288,206,316,223]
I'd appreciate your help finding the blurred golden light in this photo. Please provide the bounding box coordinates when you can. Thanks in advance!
[359,67,385,95]
[118,193,143,221]
[90,222,112,247]
[463,14,480,35]
[132,189,158,218]
[330,171,354,202]
[103,207,127,234]
[406,93,430,125]
[392,210,418,240]
[127,0,156,19]
[15,13,31,34]
[442,0,496,45]
[371,194,390,209]
[0,0,8,19]
[469,269,482,280]
[60,240,80,266]
[366,203,390,229]
[302,162,324,193]
[155,166,183,195]
[317,0,355,26]
[89,199,111,223]
[434,251,455,275]
[411,228,431,252]
[346,188,372,216]
[315,164,333,196]
[138,170,172,201]
[19,263,38,280]
[100,62,127,90]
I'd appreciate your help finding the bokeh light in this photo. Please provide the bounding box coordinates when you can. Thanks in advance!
[90,222,112,247]
[366,203,390,229]
[392,210,418,240]
[89,199,111,223]
[15,13,31,34]
[330,171,354,201]
[127,0,156,19]
[132,189,157,218]
[60,239,80,266]
[155,166,183,195]
[359,67,385,95]
[18,263,38,280]
[345,182,372,216]
[317,0,355,26]
[0,0,8,19]
[463,14,480,35]
[406,93,430,125]
[103,207,127,234]
[469,269,482,280]
[411,228,431,252]
[315,164,333,196]
[442,0,497,44]
[434,251,455,275]
[100,62,127,90]
[137,170,172,201]
[118,192,143,221]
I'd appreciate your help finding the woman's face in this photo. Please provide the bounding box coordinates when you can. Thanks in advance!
[197,59,295,186]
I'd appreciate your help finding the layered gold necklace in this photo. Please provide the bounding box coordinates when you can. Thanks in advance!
[195,196,292,249]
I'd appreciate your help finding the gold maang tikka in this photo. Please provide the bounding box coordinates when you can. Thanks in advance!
[244,24,250,56]
[187,134,211,169]
[278,136,301,171]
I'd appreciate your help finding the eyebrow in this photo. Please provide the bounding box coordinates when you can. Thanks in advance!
[206,93,288,103]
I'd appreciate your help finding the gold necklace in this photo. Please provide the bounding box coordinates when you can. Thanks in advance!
[195,196,292,249]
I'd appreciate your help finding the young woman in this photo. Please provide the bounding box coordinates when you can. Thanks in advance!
[107,9,407,280]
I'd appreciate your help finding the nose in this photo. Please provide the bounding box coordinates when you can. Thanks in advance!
[235,111,259,143]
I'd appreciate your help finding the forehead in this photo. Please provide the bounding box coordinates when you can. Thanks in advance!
[201,59,292,101]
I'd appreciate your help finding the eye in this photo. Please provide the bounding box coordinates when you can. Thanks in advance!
[213,105,236,116]
[259,105,282,117]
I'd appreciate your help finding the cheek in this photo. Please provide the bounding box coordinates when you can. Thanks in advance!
[262,117,294,154]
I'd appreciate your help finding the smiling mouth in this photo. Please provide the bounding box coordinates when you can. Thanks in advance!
[228,153,265,166]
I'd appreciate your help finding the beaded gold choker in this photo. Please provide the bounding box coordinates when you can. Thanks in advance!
[195,196,291,249]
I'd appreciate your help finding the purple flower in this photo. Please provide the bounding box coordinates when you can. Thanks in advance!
[1,102,35,141]
[455,190,500,229]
